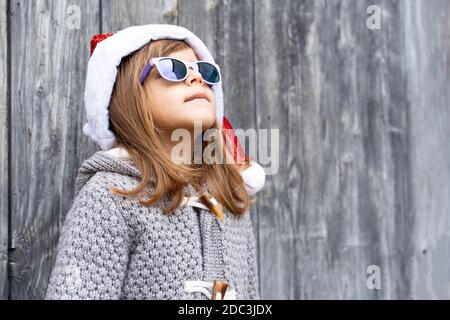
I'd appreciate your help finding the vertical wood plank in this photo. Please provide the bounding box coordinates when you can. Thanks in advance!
[10,0,100,299]
[0,0,9,300]
[101,0,177,32]
[177,0,219,58]
[404,0,450,299]
[254,0,307,300]
[356,0,414,299]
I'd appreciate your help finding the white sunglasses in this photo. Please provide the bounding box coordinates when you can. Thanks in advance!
[140,56,222,85]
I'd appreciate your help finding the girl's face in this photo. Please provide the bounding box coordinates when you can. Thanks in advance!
[144,48,217,133]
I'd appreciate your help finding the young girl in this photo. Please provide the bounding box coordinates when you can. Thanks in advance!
[45,24,265,300]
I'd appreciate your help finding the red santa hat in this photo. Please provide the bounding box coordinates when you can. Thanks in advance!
[84,24,265,195]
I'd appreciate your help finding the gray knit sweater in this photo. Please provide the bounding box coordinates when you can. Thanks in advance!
[45,149,260,300]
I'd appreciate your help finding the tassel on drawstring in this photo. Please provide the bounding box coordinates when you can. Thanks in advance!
[211,280,229,300]
[199,190,224,221]
[183,280,236,300]
[181,185,225,221]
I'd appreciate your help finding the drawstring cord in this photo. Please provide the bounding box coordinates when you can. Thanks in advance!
[182,190,225,221]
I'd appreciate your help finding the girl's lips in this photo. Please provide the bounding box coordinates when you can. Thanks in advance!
[185,91,209,102]
[185,98,209,103]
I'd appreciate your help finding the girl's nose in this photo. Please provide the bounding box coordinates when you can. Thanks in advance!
[186,67,205,86]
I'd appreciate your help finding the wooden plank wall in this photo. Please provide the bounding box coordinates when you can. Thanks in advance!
[0,0,449,299]
[0,0,9,300]
[8,0,99,299]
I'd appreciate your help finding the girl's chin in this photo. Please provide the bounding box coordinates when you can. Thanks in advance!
[180,116,216,130]
[183,109,216,125]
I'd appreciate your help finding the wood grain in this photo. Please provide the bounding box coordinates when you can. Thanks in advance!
[9,0,99,299]
[101,0,177,32]
[255,0,450,299]
[0,0,9,300]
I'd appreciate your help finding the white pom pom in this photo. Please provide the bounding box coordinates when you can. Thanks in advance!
[240,161,266,196]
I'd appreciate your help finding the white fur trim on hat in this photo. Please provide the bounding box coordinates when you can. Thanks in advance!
[83,24,224,151]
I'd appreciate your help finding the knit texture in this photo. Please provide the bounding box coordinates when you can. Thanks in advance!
[45,150,260,300]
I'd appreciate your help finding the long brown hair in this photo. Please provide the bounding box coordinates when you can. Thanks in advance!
[108,39,253,215]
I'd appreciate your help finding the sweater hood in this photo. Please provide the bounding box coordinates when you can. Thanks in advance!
[74,147,203,204]
[74,148,141,197]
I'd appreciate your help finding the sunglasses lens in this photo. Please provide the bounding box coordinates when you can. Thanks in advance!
[158,58,187,80]
[198,62,221,84]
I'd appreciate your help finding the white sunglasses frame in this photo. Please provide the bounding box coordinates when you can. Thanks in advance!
[139,56,222,85]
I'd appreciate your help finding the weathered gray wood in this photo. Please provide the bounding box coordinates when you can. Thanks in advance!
[9,0,100,299]
[255,0,308,300]
[0,0,9,300]
[101,0,177,32]
[254,0,397,299]
[178,0,219,57]
[255,0,450,299]
[403,0,450,299]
